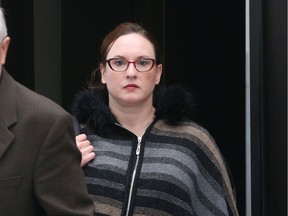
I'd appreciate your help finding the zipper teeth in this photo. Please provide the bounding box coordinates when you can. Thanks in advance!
[126,137,142,216]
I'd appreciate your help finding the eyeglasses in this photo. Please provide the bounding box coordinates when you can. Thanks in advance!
[104,58,156,72]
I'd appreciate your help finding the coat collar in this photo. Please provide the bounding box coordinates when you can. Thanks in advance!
[71,84,196,133]
[0,68,17,158]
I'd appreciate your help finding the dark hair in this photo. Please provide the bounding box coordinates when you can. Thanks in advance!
[88,22,162,89]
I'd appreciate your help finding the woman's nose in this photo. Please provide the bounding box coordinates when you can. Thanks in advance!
[125,63,137,77]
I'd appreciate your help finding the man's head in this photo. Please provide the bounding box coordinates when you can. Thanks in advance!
[0,8,10,74]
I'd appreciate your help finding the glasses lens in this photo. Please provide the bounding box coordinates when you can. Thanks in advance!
[135,59,154,72]
[110,59,128,71]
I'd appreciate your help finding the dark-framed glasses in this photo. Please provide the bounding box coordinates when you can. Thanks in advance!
[104,58,156,72]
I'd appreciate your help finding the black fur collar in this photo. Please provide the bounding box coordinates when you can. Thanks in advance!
[71,85,195,131]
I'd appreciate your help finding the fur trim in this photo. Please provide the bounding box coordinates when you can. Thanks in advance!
[71,85,195,130]
[154,85,196,125]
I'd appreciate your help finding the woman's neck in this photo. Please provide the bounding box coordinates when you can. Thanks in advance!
[110,103,155,137]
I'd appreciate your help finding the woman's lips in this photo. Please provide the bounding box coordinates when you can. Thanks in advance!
[125,84,138,89]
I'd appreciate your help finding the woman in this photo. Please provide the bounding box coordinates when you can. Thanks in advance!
[72,22,239,216]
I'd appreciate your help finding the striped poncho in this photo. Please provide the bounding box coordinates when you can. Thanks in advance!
[72,86,239,216]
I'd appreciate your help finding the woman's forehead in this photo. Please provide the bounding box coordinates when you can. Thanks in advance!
[107,33,155,58]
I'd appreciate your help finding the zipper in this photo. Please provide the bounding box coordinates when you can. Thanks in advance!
[125,136,142,216]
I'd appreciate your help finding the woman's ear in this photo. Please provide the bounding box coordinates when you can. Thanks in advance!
[155,64,163,85]
[100,63,107,84]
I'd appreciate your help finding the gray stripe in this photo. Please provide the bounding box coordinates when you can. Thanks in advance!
[138,188,217,216]
[143,146,227,212]
[89,155,128,174]
[86,177,125,191]
[145,143,223,193]
[141,160,227,214]
[89,135,132,155]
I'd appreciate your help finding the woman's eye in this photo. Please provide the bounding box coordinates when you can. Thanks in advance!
[138,60,148,66]
[115,60,126,66]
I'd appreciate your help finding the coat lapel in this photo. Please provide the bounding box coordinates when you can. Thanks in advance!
[0,69,17,158]
[0,121,15,158]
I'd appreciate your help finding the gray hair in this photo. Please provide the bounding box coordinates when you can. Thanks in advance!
[0,8,7,41]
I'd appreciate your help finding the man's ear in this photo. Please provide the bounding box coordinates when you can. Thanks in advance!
[0,36,10,65]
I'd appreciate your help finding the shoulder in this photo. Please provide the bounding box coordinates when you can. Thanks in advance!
[15,81,70,122]
[153,118,231,178]
[154,119,213,141]
[153,119,222,161]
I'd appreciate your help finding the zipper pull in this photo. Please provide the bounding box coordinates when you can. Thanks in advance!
[136,137,142,156]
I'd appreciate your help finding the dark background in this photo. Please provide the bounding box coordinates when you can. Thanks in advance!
[2,0,287,215]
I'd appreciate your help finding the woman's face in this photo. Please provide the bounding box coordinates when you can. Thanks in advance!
[100,33,162,107]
